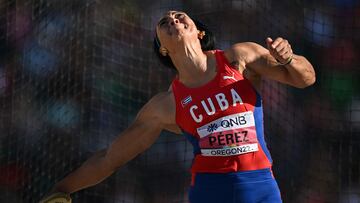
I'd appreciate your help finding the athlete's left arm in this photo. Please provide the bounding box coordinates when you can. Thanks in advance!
[230,37,316,88]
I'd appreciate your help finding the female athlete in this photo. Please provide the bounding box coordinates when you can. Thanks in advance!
[40,10,315,203]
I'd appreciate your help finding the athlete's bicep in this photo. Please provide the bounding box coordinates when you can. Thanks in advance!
[229,43,293,86]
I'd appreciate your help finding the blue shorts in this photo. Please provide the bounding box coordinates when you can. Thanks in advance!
[188,168,282,203]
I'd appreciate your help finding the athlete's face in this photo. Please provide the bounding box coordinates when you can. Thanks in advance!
[156,11,198,54]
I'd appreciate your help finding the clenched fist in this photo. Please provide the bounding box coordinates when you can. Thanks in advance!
[266,37,293,65]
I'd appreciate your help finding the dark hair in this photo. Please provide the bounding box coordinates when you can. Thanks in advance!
[153,19,216,70]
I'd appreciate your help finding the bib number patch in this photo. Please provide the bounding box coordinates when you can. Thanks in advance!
[197,111,259,156]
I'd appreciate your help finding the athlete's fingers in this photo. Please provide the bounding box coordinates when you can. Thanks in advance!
[275,40,288,53]
[266,37,293,64]
[277,42,289,56]
[270,37,283,49]
[266,37,278,58]
[266,37,286,55]
[266,37,273,49]
[278,42,292,61]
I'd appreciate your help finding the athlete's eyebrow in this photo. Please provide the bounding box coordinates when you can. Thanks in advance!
[158,17,168,26]
[158,11,185,27]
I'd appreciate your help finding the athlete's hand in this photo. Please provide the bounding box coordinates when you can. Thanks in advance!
[266,37,293,65]
[39,192,72,203]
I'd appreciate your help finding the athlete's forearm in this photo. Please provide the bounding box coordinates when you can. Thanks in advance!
[284,54,316,88]
[52,149,114,194]
[51,126,159,194]
[50,95,166,195]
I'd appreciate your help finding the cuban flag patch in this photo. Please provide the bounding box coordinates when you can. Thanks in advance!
[181,95,192,107]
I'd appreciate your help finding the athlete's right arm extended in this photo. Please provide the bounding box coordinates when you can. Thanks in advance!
[49,93,169,195]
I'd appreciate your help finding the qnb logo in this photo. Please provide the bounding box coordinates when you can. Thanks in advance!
[197,112,255,138]
[220,116,247,128]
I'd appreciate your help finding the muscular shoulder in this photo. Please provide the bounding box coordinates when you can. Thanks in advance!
[223,42,267,90]
[224,42,268,65]
[139,91,175,125]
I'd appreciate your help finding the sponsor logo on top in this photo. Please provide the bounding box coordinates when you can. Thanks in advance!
[223,72,237,81]
[197,111,255,138]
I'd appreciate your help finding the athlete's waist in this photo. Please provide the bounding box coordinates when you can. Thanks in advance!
[190,149,273,174]
[192,168,274,185]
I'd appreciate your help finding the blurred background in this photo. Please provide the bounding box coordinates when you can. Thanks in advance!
[0,0,359,202]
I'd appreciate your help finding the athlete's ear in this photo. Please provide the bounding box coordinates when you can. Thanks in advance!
[198,30,205,39]
[159,47,169,56]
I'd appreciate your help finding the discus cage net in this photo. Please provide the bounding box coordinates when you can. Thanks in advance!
[0,0,359,203]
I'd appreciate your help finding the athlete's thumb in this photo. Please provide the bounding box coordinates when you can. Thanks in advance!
[266,37,273,50]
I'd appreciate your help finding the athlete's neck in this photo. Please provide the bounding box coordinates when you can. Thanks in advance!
[170,41,215,87]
